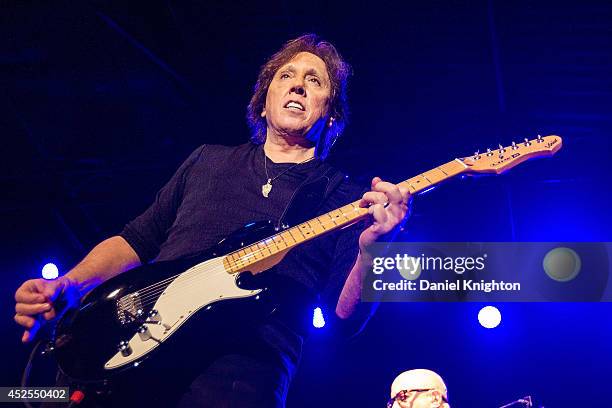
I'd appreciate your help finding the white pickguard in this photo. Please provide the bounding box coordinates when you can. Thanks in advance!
[104,256,261,370]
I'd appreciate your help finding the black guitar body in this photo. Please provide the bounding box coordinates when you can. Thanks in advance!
[52,220,278,383]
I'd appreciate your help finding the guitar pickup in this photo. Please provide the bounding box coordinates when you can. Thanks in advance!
[116,293,143,325]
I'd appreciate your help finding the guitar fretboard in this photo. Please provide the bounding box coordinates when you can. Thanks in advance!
[223,159,467,274]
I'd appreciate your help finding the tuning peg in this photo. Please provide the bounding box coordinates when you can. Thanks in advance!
[486,148,493,156]
[537,134,543,143]
[511,141,518,150]
[524,138,531,146]
[473,150,481,159]
[498,143,505,153]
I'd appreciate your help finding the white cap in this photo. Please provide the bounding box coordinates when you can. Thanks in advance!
[390,369,448,401]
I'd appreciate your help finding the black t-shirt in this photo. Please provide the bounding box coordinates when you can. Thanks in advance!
[119,142,371,367]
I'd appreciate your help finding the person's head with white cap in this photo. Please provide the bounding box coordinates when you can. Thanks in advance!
[387,369,450,408]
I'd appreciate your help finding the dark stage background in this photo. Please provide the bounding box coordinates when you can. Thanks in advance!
[2,1,611,407]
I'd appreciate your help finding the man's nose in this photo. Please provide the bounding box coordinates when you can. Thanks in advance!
[290,83,306,96]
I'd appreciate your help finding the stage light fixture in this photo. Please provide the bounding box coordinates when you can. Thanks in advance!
[478,305,501,328]
[41,263,59,280]
[312,307,326,328]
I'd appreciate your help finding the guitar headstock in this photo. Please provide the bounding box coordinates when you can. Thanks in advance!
[459,135,562,174]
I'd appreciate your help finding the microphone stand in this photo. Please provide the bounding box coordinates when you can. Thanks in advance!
[499,396,533,408]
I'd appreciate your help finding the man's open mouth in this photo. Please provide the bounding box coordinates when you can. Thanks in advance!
[284,101,305,111]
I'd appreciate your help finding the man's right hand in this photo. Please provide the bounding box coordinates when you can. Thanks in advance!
[14,236,140,343]
[14,276,79,343]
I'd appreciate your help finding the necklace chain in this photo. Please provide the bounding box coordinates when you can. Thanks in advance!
[262,149,314,198]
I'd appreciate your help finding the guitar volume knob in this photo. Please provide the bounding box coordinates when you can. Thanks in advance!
[118,340,132,357]
[138,325,152,341]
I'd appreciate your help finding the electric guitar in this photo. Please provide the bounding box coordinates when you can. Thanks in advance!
[51,135,562,382]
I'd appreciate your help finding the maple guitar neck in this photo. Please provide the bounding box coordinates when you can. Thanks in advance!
[223,134,563,275]
[223,158,468,275]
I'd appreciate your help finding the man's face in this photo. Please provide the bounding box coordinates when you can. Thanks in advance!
[262,51,332,139]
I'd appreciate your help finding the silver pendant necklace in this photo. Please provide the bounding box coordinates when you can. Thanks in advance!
[262,149,314,198]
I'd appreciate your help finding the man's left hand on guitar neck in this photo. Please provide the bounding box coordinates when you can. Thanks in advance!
[336,176,411,320]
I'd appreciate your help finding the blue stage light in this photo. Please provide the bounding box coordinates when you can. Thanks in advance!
[313,307,326,328]
[478,305,501,328]
[41,263,59,280]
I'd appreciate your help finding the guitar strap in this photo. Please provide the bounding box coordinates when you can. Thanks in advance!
[265,164,352,336]
[277,162,345,229]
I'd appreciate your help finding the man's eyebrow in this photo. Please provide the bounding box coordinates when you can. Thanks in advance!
[304,68,323,77]
[278,65,328,82]
[279,65,296,73]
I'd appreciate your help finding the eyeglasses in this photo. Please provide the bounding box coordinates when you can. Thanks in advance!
[386,389,434,407]
[386,388,448,407]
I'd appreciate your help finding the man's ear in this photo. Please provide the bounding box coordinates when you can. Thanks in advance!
[261,108,266,118]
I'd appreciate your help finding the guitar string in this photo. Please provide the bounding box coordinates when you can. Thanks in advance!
[129,205,374,306]
[116,168,460,308]
[122,209,365,306]
[124,207,360,304]
[134,149,547,307]
[129,262,232,308]
[137,149,555,309]
[120,173,453,308]
[131,263,231,309]
[131,178,435,308]
[118,162,461,302]
[122,192,390,302]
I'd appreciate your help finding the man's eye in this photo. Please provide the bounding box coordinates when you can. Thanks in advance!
[309,77,321,86]
[280,73,290,79]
